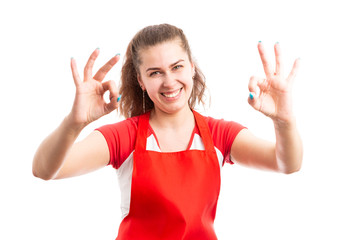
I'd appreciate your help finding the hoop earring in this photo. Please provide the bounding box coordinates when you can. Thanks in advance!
[143,90,146,113]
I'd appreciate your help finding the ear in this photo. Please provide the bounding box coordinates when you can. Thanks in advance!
[137,74,145,91]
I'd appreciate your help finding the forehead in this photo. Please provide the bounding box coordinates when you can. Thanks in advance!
[139,40,189,68]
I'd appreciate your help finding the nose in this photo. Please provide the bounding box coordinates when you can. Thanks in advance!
[162,72,177,88]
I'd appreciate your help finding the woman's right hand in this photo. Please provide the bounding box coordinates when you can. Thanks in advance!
[69,48,120,128]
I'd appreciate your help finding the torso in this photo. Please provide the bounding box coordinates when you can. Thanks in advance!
[116,110,220,239]
[96,112,246,224]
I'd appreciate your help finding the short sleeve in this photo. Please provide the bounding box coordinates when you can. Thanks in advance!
[206,117,246,165]
[96,117,139,169]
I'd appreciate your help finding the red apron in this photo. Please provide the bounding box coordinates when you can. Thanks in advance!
[116,110,220,240]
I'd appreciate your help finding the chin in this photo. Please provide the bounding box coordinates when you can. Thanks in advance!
[154,102,190,115]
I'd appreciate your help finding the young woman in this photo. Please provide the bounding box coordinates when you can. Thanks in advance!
[33,24,302,239]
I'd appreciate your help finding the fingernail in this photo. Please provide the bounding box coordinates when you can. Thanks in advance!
[117,96,121,102]
[115,53,120,56]
[249,92,254,100]
[258,41,262,43]
[275,41,280,44]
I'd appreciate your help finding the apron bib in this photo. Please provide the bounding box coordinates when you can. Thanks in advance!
[116,110,220,240]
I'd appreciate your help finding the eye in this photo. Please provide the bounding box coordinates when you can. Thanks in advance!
[173,65,183,70]
[149,71,161,77]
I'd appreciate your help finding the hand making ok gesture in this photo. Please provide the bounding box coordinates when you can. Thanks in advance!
[69,49,120,128]
[248,42,300,125]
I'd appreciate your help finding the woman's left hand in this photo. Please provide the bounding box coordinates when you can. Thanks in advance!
[248,42,300,124]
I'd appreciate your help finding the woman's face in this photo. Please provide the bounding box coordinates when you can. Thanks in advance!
[137,39,195,115]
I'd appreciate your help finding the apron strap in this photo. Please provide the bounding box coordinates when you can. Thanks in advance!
[135,111,151,152]
[192,110,217,154]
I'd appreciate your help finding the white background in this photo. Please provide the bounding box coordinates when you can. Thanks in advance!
[1,0,359,239]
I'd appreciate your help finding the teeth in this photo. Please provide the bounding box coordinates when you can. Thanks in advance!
[163,89,181,98]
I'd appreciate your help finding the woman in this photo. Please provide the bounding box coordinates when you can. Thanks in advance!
[33,24,302,239]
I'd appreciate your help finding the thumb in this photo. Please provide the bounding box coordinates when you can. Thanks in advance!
[248,92,259,109]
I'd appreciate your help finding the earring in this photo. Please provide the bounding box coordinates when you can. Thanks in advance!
[143,90,146,113]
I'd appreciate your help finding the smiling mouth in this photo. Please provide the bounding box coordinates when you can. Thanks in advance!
[161,88,182,98]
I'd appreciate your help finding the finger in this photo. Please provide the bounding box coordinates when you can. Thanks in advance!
[274,42,283,76]
[248,75,263,95]
[70,58,81,86]
[258,42,273,79]
[257,78,269,92]
[93,54,121,82]
[84,48,100,81]
[286,58,301,85]
[102,80,120,113]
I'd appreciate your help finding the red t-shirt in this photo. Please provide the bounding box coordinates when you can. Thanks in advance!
[97,114,245,169]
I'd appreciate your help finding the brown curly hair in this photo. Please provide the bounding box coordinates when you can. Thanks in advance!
[119,23,207,118]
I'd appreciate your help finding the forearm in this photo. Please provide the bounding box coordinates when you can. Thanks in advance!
[273,118,303,174]
[32,115,85,180]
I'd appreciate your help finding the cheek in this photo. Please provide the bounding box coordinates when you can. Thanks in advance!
[144,84,156,95]
[186,73,194,88]
[142,80,159,97]
[180,70,194,85]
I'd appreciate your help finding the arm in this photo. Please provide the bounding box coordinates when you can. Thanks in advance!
[32,122,109,180]
[231,42,303,174]
[231,122,302,174]
[32,49,120,180]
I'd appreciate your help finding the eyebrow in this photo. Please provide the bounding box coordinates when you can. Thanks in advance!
[146,59,185,72]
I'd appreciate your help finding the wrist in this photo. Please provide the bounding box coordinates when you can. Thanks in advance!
[64,114,88,134]
[273,116,297,130]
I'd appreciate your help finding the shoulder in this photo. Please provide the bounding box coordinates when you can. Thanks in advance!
[202,114,246,164]
[204,115,246,135]
[96,115,140,169]
[96,116,139,136]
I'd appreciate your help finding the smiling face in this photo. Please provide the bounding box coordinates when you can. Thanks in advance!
[137,39,195,115]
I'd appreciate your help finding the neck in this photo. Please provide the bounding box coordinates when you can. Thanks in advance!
[150,106,194,129]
